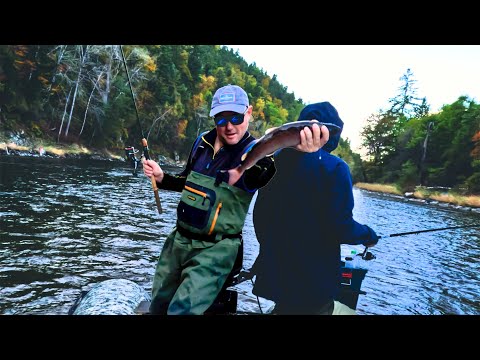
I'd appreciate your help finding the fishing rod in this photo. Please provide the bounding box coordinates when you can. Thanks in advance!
[382,224,480,238]
[120,45,162,214]
[362,223,480,259]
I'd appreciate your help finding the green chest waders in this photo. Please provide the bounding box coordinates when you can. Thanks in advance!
[150,171,254,314]
[177,171,254,239]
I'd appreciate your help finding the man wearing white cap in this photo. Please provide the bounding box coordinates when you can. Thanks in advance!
[143,84,329,314]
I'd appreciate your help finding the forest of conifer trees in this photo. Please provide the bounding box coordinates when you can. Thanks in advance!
[1,45,479,194]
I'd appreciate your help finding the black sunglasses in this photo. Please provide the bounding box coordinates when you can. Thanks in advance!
[214,112,246,127]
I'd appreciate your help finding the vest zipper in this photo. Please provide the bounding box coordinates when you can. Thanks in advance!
[185,185,208,205]
[208,202,222,235]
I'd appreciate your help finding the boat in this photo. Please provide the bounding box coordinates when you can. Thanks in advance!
[69,257,370,315]
[68,278,151,315]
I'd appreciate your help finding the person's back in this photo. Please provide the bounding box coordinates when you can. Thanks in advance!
[252,102,379,315]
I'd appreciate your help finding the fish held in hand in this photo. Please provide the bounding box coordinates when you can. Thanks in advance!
[227,120,340,185]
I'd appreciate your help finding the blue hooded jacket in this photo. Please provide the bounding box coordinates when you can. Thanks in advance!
[252,102,377,309]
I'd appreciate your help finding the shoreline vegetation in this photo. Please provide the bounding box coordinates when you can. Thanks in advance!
[0,140,182,167]
[354,182,480,211]
[2,140,480,211]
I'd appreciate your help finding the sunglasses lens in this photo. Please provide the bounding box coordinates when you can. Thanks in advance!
[215,117,227,126]
[214,113,245,127]
[230,115,243,125]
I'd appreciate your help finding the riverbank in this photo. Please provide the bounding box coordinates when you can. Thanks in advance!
[0,140,123,161]
[354,182,480,212]
[0,140,182,167]
[2,138,480,211]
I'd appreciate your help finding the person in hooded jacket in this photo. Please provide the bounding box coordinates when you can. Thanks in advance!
[251,101,379,315]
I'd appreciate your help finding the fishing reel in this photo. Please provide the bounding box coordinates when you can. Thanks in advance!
[360,248,376,261]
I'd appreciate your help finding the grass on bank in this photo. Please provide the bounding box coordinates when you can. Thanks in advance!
[1,141,122,160]
[355,182,480,208]
[354,183,402,196]
[413,188,480,208]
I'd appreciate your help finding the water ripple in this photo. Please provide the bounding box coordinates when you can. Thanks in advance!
[1,156,479,315]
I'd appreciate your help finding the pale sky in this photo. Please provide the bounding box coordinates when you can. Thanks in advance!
[226,45,480,152]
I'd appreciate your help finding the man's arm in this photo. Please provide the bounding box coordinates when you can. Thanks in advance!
[243,156,276,191]
[158,172,187,192]
[144,136,200,192]
[242,123,327,190]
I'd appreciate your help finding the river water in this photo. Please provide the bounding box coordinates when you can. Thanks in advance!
[1,155,479,315]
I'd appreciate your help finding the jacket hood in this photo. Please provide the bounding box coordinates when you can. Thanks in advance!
[297,102,343,153]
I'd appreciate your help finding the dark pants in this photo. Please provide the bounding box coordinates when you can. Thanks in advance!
[149,229,241,315]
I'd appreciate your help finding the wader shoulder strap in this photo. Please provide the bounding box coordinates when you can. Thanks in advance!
[190,132,208,166]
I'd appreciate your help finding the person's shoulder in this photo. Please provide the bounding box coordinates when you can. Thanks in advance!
[238,132,257,151]
[316,150,349,172]
[198,130,211,141]
[333,156,351,175]
[244,131,257,142]
[322,150,345,163]
[331,153,350,169]
[192,130,212,148]
[334,154,349,167]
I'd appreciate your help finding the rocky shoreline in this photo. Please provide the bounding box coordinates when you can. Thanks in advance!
[0,146,121,162]
[0,142,183,168]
